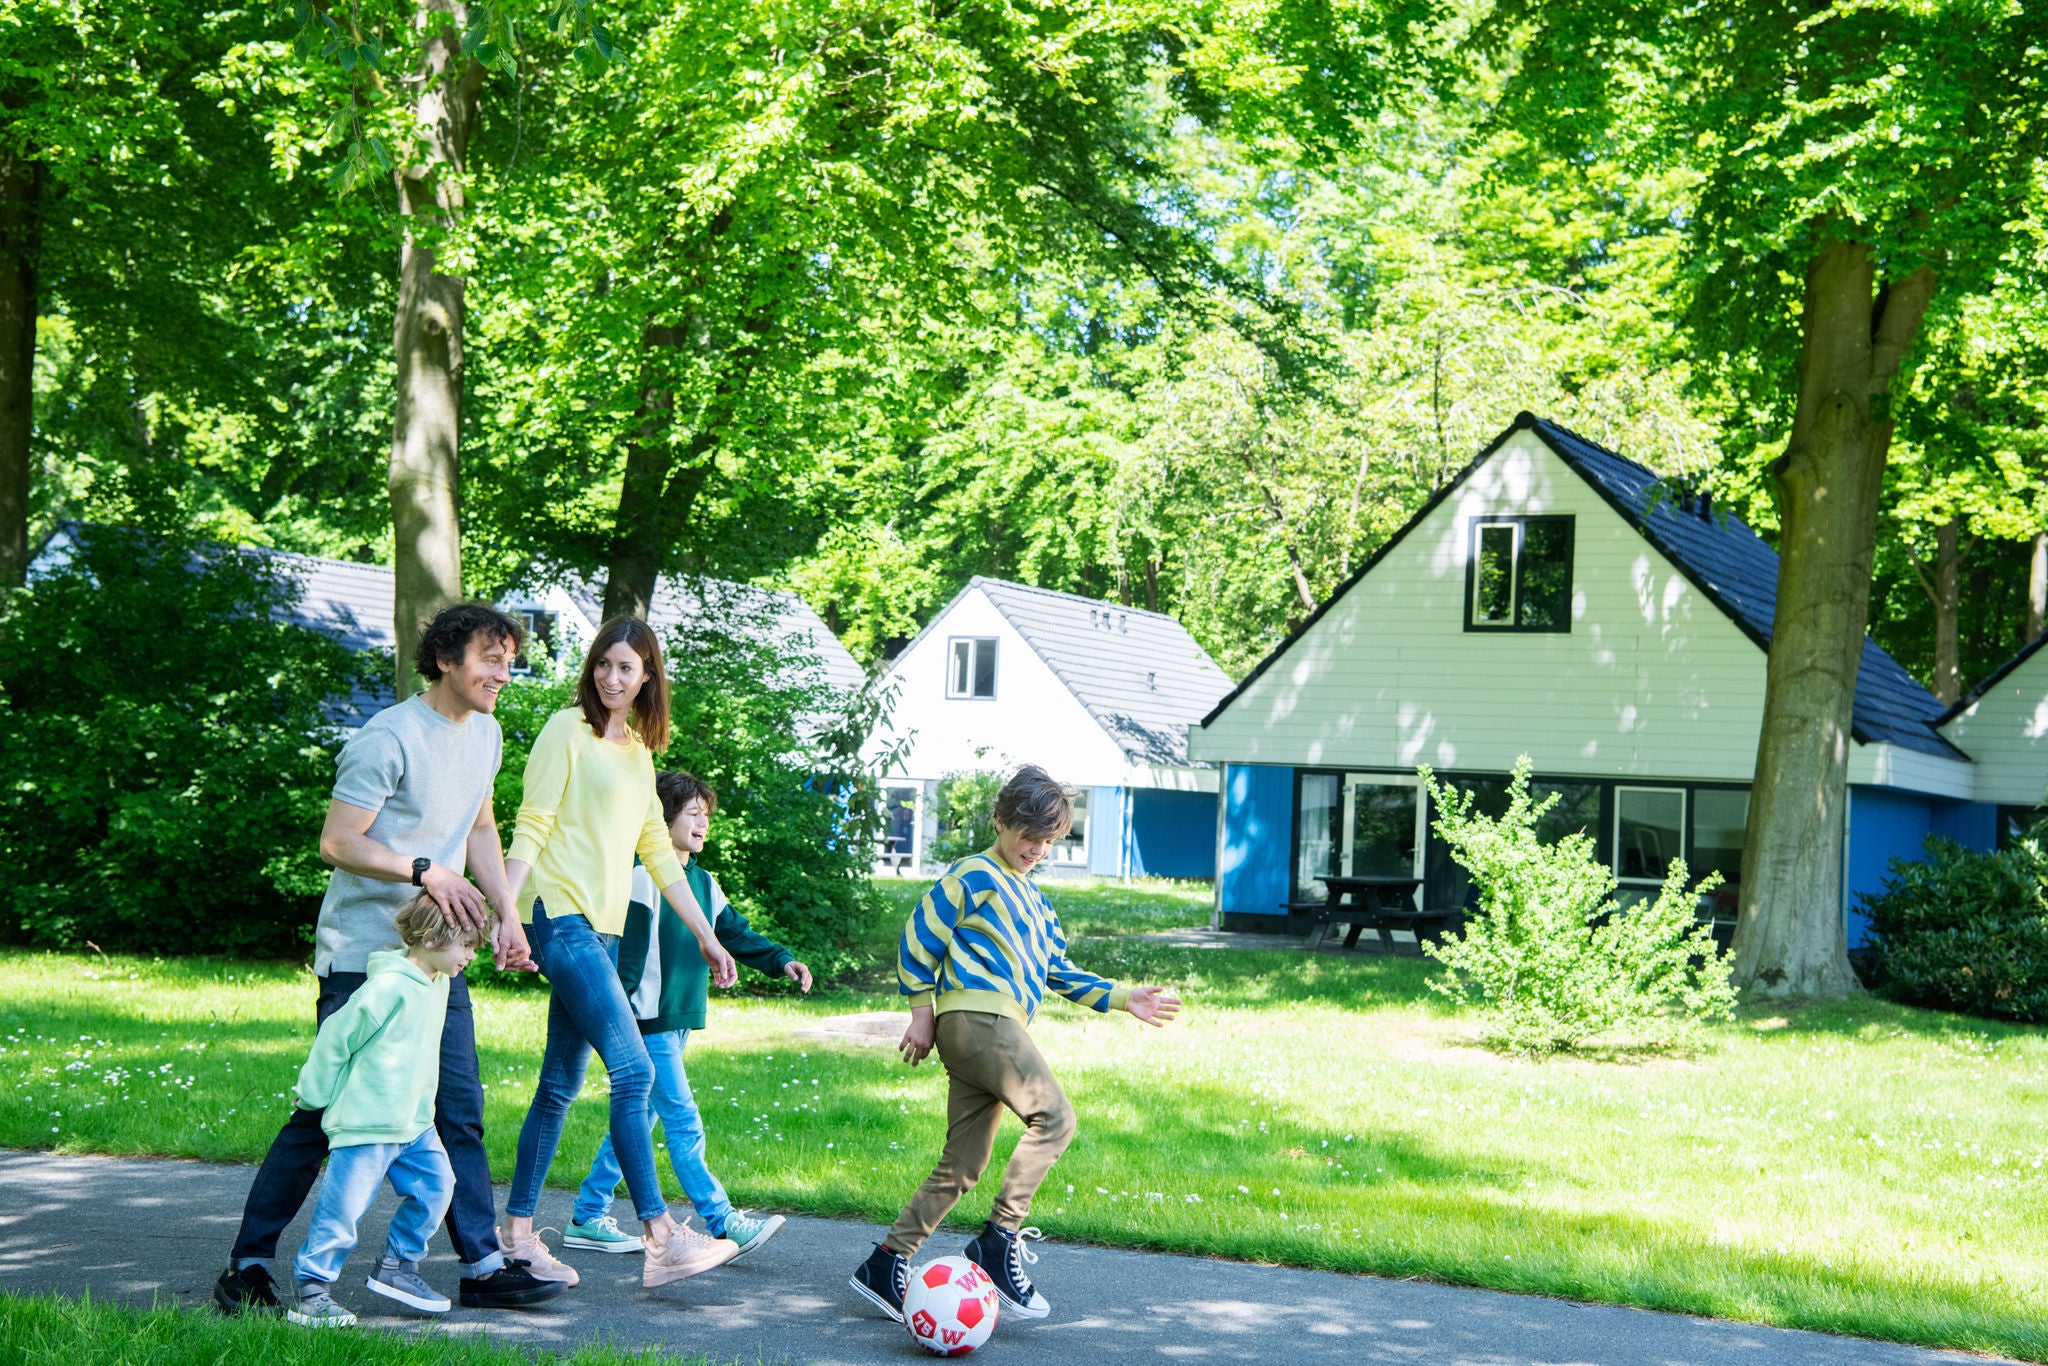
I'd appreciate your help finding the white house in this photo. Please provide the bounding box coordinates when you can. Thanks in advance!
[1189,413,1998,944]
[869,576,1233,878]
[1940,636,2048,840]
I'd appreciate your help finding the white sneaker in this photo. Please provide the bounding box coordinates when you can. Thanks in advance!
[643,1220,740,1287]
[501,1226,580,1287]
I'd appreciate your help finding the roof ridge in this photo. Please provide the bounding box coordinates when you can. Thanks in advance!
[970,574,1184,624]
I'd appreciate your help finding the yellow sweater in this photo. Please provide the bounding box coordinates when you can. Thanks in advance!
[508,709,685,935]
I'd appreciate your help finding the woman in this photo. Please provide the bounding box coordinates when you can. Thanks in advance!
[500,617,741,1289]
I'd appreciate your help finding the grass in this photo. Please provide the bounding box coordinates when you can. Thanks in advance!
[7,916,2048,1360]
[0,1291,714,1365]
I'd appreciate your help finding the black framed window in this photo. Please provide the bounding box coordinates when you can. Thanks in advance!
[947,637,997,698]
[1690,787,1748,920]
[1464,515,1574,632]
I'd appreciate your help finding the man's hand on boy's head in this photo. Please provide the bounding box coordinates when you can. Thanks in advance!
[421,865,490,934]
[1126,985,1182,1027]
[899,1005,936,1065]
[783,961,813,993]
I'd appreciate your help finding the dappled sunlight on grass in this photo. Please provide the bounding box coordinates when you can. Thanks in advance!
[4,946,2048,1357]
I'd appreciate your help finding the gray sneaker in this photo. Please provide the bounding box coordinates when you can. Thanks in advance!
[285,1281,358,1329]
[366,1257,450,1314]
[718,1210,786,1260]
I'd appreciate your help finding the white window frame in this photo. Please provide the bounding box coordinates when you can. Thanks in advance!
[1340,772,1426,880]
[1614,785,1686,886]
[1469,520,1521,628]
[510,609,557,675]
[946,636,998,699]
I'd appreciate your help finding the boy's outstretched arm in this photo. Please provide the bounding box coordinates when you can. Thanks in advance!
[1045,915,1182,1024]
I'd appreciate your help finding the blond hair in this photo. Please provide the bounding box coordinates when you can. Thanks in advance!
[394,892,486,951]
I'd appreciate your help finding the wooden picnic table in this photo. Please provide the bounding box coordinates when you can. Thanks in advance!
[1287,874,1461,954]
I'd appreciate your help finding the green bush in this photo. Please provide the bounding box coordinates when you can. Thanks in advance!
[1860,837,2048,1022]
[488,584,898,983]
[0,527,379,955]
[931,769,1003,863]
[1420,756,1737,1053]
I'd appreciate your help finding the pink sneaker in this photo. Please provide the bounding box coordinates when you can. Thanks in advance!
[501,1227,580,1287]
[642,1221,740,1287]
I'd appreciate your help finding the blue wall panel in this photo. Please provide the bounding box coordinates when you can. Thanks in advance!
[1129,788,1219,879]
[1844,790,1995,947]
[1219,763,1294,919]
[1087,787,1124,877]
[1930,800,1998,851]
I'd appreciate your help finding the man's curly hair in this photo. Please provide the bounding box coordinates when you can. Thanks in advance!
[416,602,527,682]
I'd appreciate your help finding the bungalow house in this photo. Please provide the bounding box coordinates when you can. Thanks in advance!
[869,576,1233,878]
[1939,635,2048,843]
[1188,413,2001,944]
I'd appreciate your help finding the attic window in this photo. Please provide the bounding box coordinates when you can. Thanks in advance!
[1465,515,1573,632]
[947,637,997,699]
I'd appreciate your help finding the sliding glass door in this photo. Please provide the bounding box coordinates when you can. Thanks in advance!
[1342,774,1424,879]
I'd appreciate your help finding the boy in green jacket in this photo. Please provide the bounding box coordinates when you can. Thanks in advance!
[562,770,811,1265]
[285,894,484,1328]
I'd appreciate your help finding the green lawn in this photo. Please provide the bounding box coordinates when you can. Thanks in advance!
[6,931,2048,1361]
[0,1291,712,1365]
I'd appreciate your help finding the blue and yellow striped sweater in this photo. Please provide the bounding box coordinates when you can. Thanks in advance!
[897,850,1129,1024]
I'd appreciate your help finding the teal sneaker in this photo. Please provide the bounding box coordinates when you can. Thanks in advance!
[718,1210,786,1260]
[563,1214,642,1254]
[285,1282,357,1329]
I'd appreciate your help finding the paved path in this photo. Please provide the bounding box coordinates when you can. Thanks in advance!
[0,1149,2018,1365]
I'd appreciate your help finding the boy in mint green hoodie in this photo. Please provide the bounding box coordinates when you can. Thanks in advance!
[285,894,483,1328]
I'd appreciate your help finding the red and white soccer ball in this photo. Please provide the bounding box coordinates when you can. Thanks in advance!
[902,1254,1001,1356]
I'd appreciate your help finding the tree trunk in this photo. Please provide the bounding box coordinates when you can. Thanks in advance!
[2029,530,2045,642]
[0,146,41,589]
[387,1,484,697]
[1731,237,1936,999]
[1929,517,1960,705]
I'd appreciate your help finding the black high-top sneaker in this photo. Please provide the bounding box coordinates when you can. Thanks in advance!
[850,1242,910,1322]
[964,1221,1050,1318]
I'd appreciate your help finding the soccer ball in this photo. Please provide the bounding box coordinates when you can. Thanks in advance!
[902,1254,1000,1356]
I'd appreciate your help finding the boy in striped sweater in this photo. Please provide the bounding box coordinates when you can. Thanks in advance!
[851,766,1181,1322]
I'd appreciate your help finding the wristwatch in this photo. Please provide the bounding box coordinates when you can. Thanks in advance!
[411,857,432,886]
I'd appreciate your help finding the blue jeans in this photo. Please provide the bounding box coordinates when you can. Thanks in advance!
[230,969,503,1277]
[571,1028,733,1233]
[507,905,664,1222]
[292,1130,453,1287]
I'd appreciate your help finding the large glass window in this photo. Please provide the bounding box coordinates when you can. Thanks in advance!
[1615,786,1685,884]
[1346,776,1422,878]
[1690,788,1747,919]
[1535,782,1602,847]
[512,610,557,674]
[1295,774,1341,901]
[947,637,997,698]
[1466,516,1574,632]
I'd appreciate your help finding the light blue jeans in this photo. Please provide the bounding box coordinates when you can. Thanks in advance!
[292,1129,453,1287]
[570,1028,733,1234]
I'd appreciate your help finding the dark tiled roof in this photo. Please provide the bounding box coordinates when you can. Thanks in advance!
[972,578,1234,767]
[1199,414,1959,761]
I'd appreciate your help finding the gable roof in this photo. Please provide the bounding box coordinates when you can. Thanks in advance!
[1941,630,2048,727]
[902,576,1233,768]
[1198,413,1960,761]
[554,575,866,696]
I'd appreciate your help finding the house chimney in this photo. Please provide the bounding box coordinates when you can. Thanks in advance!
[1698,489,1714,521]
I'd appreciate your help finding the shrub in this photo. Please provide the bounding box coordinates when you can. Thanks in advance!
[0,527,380,956]
[1420,756,1738,1053]
[1859,837,2048,1022]
[930,769,1003,863]
[488,582,899,984]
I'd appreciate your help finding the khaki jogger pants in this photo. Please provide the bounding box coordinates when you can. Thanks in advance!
[884,1010,1076,1256]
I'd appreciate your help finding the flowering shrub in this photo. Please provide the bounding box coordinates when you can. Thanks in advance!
[1860,837,2048,1022]
[1420,756,1738,1053]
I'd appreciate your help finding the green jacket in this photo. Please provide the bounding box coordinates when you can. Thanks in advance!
[293,950,447,1147]
[618,861,793,1033]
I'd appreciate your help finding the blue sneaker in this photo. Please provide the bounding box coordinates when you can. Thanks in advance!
[564,1214,642,1254]
[717,1210,786,1260]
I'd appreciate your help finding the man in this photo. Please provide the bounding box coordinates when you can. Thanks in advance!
[214,602,565,1314]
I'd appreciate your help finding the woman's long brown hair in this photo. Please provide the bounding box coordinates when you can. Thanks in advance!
[575,616,671,753]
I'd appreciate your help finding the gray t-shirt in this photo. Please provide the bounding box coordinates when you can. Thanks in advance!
[312,694,504,974]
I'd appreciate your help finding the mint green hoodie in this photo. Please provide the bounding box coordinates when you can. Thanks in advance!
[293,949,448,1148]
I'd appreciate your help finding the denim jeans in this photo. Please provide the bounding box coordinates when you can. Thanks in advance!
[229,970,504,1276]
[507,904,664,1222]
[292,1130,454,1287]
[570,1028,732,1233]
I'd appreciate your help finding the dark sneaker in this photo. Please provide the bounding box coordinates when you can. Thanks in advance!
[965,1221,1050,1319]
[850,1242,909,1322]
[458,1260,568,1309]
[366,1257,450,1314]
[212,1263,279,1316]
